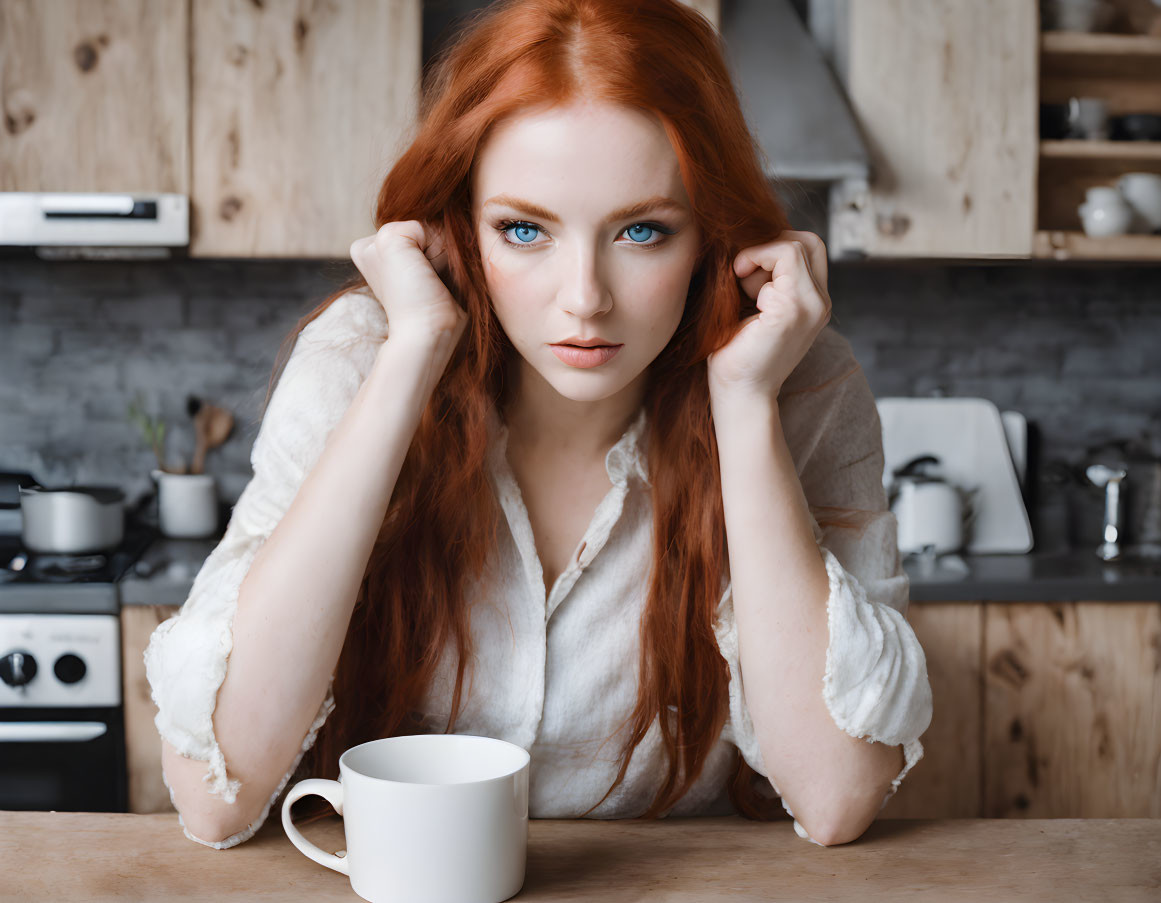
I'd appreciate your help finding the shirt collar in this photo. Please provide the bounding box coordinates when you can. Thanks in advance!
[485,404,651,489]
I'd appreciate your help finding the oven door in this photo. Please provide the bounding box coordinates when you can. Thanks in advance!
[0,705,127,811]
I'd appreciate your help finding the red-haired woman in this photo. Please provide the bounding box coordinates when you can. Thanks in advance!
[146,0,932,851]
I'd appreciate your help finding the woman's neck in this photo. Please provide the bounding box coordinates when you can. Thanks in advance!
[502,365,646,464]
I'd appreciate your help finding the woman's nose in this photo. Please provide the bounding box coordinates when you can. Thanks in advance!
[558,246,612,317]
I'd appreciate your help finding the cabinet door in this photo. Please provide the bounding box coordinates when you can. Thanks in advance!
[190,0,421,258]
[0,0,188,192]
[840,0,1039,258]
[984,601,1161,818]
[883,602,984,818]
[121,604,182,814]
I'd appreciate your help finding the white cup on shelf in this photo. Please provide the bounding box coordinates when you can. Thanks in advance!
[1066,97,1109,140]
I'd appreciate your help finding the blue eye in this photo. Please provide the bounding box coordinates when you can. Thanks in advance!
[494,220,544,247]
[508,223,540,244]
[494,219,674,250]
[625,223,655,243]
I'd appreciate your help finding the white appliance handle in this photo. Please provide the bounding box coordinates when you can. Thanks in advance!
[0,721,109,742]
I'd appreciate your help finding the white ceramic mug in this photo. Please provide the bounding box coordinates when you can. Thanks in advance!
[1067,97,1109,140]
[150,470,218,538]
[282,734,531,903]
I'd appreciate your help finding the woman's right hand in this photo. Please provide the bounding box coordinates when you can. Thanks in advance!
[349,220,469,346]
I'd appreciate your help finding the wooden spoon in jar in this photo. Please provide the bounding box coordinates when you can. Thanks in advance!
[187,396,235,475]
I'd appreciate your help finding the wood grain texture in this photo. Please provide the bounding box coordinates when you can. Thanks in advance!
[121,604,183,814]
[844,0,1039,257]
[0,0,189,192]
[122,594,1161,822]
[190,0,421,257]
[983,601,1161,818]
[885,602,984,818]
[1,811,1158,901]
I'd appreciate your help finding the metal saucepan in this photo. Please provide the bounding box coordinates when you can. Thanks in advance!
[1,471,126,554]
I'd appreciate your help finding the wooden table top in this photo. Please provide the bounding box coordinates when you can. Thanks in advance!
[3,811,1158,901]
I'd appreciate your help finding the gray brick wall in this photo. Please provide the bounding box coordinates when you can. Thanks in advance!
[829,261,1161,553]
[2,258,1158,554]
[1,260,352,510]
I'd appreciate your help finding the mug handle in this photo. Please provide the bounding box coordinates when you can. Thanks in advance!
[281,778,350,876]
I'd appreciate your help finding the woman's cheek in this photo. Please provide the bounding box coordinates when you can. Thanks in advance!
[487,251,558,308]
[636,260,692,308]
[481,237,519,296]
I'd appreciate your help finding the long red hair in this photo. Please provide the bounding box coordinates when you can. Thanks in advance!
[276,0,833,826]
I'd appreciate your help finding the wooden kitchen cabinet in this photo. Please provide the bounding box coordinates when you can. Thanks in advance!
[831,0,1040,259]
[1,0,421,258]
[982,601,1161,818]
[121,603,180,815]
[889,599,1161,820]
[0,0,189,194]
[1034,31,1161,260]
[189,0,421,257]
[122,597,1159,822]
[883,602,984,819]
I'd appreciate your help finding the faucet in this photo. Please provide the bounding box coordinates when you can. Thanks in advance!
[1085,463,1128,561]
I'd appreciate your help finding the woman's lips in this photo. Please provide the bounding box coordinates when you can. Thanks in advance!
[549,343,623,368]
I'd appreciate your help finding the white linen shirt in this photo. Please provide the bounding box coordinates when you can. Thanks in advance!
[143,287,933,850]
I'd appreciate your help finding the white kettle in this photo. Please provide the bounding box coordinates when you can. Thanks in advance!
[887,455,975,555]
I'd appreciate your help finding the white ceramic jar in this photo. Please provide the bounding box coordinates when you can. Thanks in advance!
[150,470,219,538]
[1078,186,1133,237]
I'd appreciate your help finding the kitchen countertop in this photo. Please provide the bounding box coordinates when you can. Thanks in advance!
[119,535,220,607]
[902,547,1161,602]
[2,811,1157,902]
[119,536,1161,606]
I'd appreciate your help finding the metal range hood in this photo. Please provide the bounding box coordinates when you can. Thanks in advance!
[423,0,869,183]
[720,0,869,184]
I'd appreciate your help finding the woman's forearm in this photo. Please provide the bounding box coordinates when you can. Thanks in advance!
[710,392,904,845]
[165,328,457,843]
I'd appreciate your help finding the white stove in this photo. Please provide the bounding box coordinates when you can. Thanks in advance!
[0,520,157,811]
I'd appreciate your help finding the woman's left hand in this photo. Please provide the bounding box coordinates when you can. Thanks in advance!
[706,229,832,402]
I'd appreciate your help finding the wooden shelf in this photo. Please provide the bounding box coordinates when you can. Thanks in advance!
[1041,31,1161,59]
[1037,29,1161,258]
[1033,230,1161,260]
[1040,139,1161,161]
[1040,29,1161,86]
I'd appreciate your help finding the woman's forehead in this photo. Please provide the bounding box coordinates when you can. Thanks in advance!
[471,101,685,212]
[482,98,667,153]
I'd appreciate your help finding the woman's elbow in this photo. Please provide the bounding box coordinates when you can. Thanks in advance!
[161,739,255,846]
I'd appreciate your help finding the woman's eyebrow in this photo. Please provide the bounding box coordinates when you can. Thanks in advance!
[482,194,686,225]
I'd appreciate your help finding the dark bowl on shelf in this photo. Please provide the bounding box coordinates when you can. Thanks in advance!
[1040,102,1072,140]
[1111,114,1161,142]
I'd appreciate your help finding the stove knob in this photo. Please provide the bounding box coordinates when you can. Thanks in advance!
[54,653,87,685]
[0,650,38,687]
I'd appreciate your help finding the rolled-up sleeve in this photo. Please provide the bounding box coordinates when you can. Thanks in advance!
[142,287,387,846]
[715,326,933,845]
